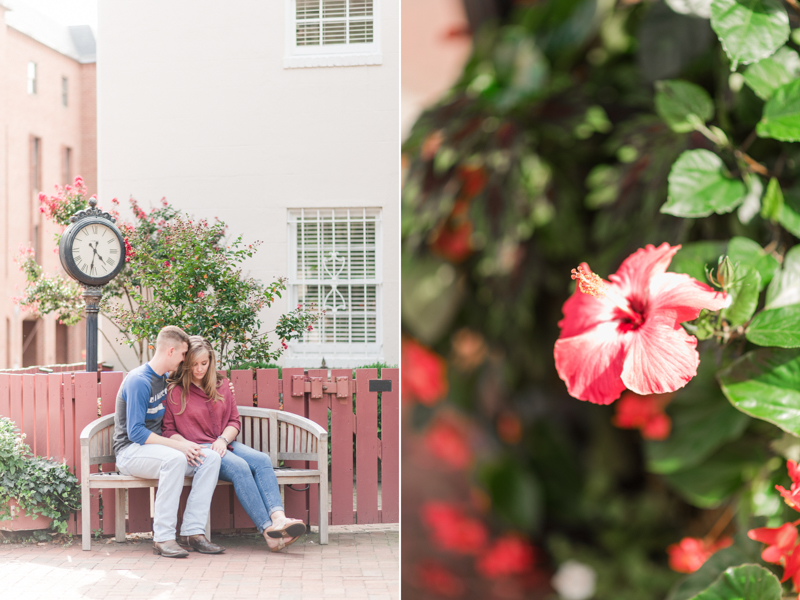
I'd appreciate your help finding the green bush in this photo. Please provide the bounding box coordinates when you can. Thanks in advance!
[0,417,80,533]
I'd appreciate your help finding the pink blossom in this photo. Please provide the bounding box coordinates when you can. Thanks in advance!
[198,291,205,299]
[308,325,313,331]
[554,243,727,405]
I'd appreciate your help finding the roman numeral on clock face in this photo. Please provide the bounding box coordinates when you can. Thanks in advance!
[110,248,119,254]
[106,257,114,265]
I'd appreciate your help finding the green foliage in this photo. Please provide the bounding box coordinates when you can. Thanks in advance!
[743,47,800,101]
[0,418,80,533]
[757,79,800,141]
[710,0,789,69]
[663,150,746,218]
[689,564,781,600]
[655,80,715,133]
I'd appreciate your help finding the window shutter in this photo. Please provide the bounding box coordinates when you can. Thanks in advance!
[295,0,374,47]
[288,208,381,359]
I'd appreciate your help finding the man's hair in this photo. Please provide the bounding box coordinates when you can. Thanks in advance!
[155,326,189,350]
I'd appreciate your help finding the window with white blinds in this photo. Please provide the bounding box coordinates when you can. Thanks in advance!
[287,208,382,366]
[285,0,382,68]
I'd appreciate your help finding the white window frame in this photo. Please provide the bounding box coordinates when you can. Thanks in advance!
[284,0,382,69]
[285,208,384,368]
[27,62,37,95]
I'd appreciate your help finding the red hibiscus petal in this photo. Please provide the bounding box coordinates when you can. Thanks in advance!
[648,272,728,323]
[555,321,628,404]
[642,412,671,440]
[762,545,785,564]
[558,263,618,338]
[749,527,781,545]
[608,243,678,308]
[621,313,699,395]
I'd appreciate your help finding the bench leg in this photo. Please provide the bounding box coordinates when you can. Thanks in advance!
[205,511,211,541]
[115,489,126,542]
[81,484,91,551]
[319,477,328,545]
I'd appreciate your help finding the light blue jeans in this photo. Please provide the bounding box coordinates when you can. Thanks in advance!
[116,443,221,543]
[204,441,284,533]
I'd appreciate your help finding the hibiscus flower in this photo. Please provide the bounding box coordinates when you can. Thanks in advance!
[554,243,727,405]
[667,536,733,573]
[748,522,799,564]
[776,460,800,511]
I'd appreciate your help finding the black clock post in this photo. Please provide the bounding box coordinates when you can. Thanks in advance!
[59,197,127,373]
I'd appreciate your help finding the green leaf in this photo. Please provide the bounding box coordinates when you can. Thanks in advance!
[765,245,800,309]
[710,0,789,69]
[663,444,755,508]
[719,348,800,435]
[747,305,800,347]
[670,241,728,282]
[478,458,542,532]
[663,150,746,218]
[655,80,715,132]
[667,545,763,600]
[778,193,800,238]
[689,564,781,600]
[721,266,761,326]
[727,236,779,290]
[646,359,750,474]
[743,46,800,100]
[760,177,784,222]
[757,79,800,141]
[738,174,763,225]
[666,0,712,19]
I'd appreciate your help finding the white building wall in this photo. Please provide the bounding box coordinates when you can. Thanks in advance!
[96,0,399,371]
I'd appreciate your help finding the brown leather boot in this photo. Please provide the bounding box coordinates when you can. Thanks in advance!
[152,540,189,558]
[177,534,226,554]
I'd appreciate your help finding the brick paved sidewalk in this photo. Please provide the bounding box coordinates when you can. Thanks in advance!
[0,523,399,600]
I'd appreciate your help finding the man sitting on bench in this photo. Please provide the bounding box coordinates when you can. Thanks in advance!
[111,325,224,557]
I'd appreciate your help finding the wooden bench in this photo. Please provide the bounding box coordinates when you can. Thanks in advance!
[79,406,329,551]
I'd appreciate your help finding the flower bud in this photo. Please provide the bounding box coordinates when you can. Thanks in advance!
[716,256,735,290]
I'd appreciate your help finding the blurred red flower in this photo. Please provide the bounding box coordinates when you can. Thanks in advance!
[777,460,800,511]
[431,198,473,263]
[424,419,471,469]
[667,536,732,573]
[476,535,537,578]
[612,391,672,440]
[421,501,488,554]
[402,338,448,406]
[416,561,464,597]
[554,243,727,405]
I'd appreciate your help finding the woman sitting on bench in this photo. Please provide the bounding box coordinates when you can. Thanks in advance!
[162,335,307,552]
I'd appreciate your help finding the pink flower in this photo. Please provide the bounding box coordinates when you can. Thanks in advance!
[307,325,313,331]
[748,523,799,564]
[476,535,537,578]
[198,291,205,299]
[613,391,673,440]
[554,244,727,405]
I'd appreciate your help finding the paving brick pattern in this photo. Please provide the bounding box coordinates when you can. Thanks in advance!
[0,524,399,599]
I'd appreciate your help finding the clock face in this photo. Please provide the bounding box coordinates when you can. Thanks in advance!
[70,222,124,279]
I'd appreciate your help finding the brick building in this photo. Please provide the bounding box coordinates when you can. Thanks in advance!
[0,2,96,368]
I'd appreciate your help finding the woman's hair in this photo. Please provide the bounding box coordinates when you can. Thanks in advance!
[167,335,225,415]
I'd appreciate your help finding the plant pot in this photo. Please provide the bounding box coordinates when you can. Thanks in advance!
[0,499,52,531]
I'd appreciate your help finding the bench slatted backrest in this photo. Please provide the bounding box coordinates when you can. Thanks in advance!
[88,415,116,466]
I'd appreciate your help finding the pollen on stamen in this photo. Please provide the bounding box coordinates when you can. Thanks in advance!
[571,265,606,297]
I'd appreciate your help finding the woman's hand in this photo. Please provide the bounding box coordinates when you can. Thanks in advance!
[211,438,227,457]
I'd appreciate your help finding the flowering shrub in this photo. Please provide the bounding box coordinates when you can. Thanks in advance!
[401,0,800,597]
[16,179,320,368]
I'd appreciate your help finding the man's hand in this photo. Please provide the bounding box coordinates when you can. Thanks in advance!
[211,439,227,457]
[176,440,204,466]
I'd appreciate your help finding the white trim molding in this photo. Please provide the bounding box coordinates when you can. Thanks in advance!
[284,0,382,69]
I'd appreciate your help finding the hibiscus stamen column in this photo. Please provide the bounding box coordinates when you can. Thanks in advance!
[571,265,643,327]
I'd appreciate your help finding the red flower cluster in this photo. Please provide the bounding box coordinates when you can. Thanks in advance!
[612,391,672,440]
[667,536,733,573]
[476,535,537,578]
[402,338,448,406]
[555,244,727,405]
[424,419,472,469]
[777,460,800,510]
[421,501,488,554]
[748,461,800,592]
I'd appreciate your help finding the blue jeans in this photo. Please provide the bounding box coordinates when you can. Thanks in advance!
[204,441,284,532]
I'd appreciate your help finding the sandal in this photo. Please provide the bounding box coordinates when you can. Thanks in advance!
[265,536,286,553]
[265,518,307,540]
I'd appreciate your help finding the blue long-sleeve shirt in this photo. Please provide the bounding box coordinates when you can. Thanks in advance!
[112,363,169,455]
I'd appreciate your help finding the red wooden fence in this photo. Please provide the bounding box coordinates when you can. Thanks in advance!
[0,368,399,535]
